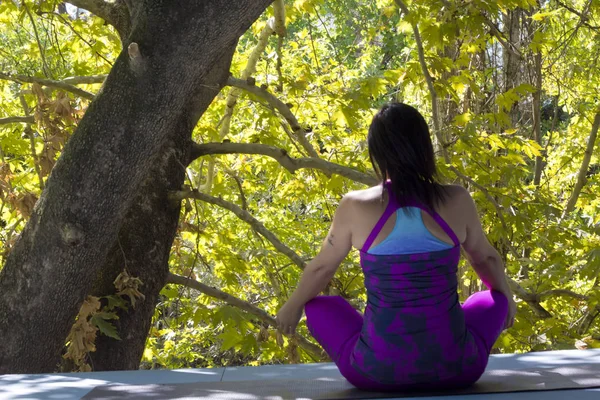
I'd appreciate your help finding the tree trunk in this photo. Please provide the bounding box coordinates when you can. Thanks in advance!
[0,0,272,374]
[503,8,522,126]
[88,50,235,371]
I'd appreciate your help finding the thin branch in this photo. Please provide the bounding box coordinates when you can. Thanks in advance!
[190,142,377,186]
[0,73,95,100]
[65,0,131,39]
[226,77,320,158]
[532,50,544,186]
[166,272,326,359]
[172,188,307,270]
[224,168,248,210]
[538,289,589,301]
[562,112,600,218]
[394,0,440,136]
[481,16,524,61]
[556,0,600,32]
[546,1,593,71]
[42,11,114,66]
[23,3,51,78]
[0,116,35,125]
[19,95,44,191]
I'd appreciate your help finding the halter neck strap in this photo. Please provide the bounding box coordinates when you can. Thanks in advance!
[361,181,460,253]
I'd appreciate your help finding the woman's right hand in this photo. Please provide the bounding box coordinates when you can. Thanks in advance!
[504,295,517,329]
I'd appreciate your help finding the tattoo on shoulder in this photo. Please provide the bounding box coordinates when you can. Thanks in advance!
[327,234,334,246]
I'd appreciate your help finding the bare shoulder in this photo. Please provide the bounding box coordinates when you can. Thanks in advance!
[344,185,384,203]
[336,185,384,217]
[439,184,476,215]
[442,184,470,202]
[340,185,383,208]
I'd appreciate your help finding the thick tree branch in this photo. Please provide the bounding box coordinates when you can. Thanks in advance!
[202,19,277,192]
[0,116,35,125]
[0,73,95,100]
[61,75,107,85]
[273,0,286,91]
[562,112,600,218]
[190,142,377,186]
[66,0,131,39]
[226,77,320,159]
[166,272,326,359]
[507,279,553,319]
[172,188,307,270]
[272,0,286,37]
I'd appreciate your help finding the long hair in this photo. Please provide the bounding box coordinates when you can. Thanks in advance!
[367,102,446,210]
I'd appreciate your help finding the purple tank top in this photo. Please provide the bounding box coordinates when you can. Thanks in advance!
[349,182,480,385]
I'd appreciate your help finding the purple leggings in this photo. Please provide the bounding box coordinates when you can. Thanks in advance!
[305,290,508,391]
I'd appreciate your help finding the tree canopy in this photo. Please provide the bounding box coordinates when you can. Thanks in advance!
[1,0,600,372]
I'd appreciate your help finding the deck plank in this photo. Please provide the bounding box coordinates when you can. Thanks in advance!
[1,349,599,399]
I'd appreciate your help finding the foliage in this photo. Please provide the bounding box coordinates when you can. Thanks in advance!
[1,0,600,371]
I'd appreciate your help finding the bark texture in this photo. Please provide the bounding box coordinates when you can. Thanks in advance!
[88,50,235,371]
[0,0,272,374]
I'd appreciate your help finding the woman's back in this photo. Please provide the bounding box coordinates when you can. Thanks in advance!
[348,182,481,384]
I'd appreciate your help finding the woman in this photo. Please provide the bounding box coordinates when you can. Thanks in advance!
[275,102,516,392]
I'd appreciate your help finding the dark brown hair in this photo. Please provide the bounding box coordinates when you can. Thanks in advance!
[367,102,446,210]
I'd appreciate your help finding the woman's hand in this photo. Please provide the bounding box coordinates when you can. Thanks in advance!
[275,301,304,336]
[505,296,517,329]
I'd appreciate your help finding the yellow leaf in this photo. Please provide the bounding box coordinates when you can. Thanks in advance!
[398,20,413,34]
[143,348,153,361]
[454,112,472,127]
[383,5,396,18]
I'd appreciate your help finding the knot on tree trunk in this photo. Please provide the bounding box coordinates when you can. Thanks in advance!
[61,223,84,247]
[127,42,145,75]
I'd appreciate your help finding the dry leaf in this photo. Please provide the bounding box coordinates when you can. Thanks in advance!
[9,192,38,219]
[259,326,269,342]
[114,270,145,308]
[31,83,46,102]
[287,340,300,364]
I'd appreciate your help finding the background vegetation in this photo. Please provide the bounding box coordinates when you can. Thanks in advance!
[1,0,599,371]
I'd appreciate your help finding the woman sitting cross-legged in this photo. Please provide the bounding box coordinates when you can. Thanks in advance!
[275,102,517,392]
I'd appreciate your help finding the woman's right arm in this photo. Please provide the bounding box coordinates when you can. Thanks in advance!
[459,189,516,327]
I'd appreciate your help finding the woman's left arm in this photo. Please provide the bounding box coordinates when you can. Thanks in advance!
[275,195,354,335]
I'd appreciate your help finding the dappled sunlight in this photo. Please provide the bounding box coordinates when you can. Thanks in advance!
[0,374,106,399]
[487,349,600,371]
[2,350,600,399]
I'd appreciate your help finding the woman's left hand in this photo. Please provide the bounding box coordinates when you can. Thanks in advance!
[275,301,304,336]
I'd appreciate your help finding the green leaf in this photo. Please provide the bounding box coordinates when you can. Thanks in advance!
[218,329,242,351]
[92,315,121,340]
